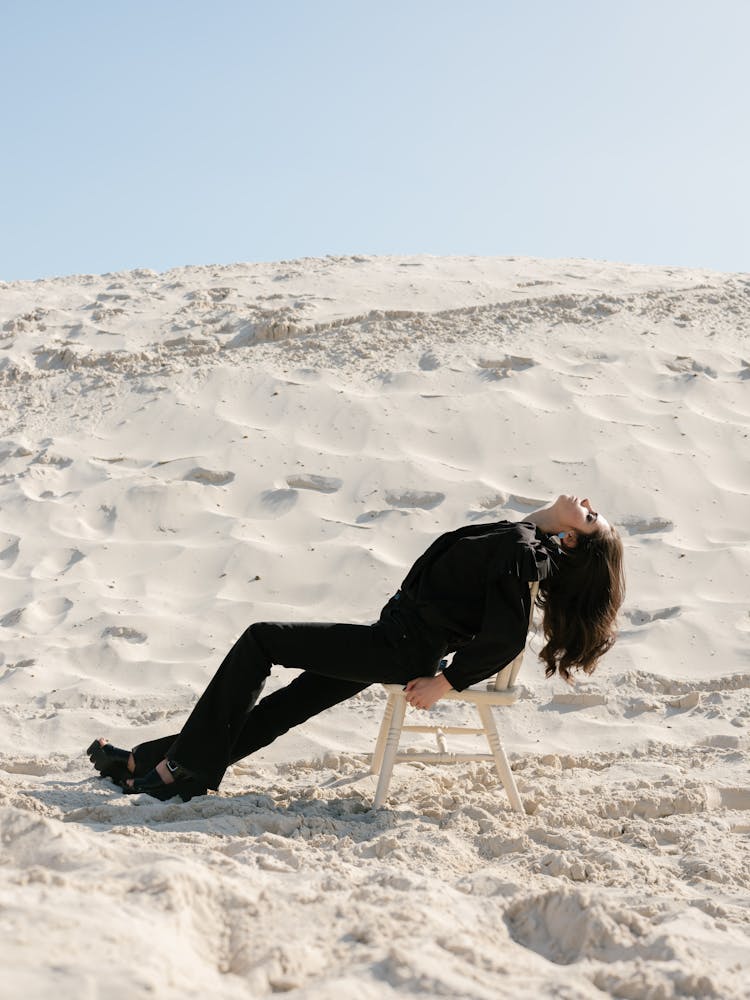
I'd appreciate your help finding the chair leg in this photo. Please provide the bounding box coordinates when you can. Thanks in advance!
[476,703,525,814]
[371,691,397,775]
[373,692,407,808]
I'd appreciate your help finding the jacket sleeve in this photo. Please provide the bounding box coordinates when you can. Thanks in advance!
[441,531,552,692]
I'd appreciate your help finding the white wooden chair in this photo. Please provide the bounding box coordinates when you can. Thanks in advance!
[370,582,538,813]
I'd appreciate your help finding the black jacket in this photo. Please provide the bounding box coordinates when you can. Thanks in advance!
[397,520,558,691]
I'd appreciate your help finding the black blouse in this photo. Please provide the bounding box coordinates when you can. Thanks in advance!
[398,520,558,691]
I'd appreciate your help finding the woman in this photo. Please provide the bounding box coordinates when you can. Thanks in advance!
[88,494,624,801]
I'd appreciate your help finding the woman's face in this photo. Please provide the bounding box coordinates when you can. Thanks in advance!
[557,494,611,539]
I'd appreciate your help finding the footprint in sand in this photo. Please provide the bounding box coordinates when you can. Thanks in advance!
[478,356,536,379]
[84,504,117,534]
[419,351,440,371]
[356,509,411,524]
[5,658,36,671]
[619,516,674,535]
[260,488,298,515]
[286,474,342,494]
[665,356,717,379]
[0,600,71,632]
[183,467,236,486]
[1,607,24,628]
[384,489,445,510]
[625,606,681,626]
[102,626,148,644]
[0,535,20,569]
[34,548,86,579]
[26,597,74,631]
[31,450,73,468]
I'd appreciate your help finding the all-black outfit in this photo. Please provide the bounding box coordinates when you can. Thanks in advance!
[130,521,557,790]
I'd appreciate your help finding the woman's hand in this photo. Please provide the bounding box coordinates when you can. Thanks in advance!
[404,673,453,710]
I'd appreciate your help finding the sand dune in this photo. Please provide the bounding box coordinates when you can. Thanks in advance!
[1,255,749,998]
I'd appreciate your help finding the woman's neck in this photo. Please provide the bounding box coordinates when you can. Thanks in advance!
[524,506,559,535]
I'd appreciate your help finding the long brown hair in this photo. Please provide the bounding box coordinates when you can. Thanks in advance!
[537,526,625,681]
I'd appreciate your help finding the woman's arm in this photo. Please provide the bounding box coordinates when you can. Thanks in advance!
[404,673,453,710]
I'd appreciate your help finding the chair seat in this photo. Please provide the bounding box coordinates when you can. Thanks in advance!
[370,581,538,814]
[379,682,520,706]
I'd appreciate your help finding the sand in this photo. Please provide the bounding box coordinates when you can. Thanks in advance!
[0,254,748,998]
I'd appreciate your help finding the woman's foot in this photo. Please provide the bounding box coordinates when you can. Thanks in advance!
[87,738,135,785]
[123,758,207,802]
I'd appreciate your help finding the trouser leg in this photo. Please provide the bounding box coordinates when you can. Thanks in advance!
[226,671,369,762]
[165,625,272,788]
[131,632,271,775]
[166,619,437,790]
[131,672,367,777]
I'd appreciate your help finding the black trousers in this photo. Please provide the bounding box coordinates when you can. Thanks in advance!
[132,597,447,790]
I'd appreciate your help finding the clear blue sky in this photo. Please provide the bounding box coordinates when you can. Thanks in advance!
[2,0,748,280]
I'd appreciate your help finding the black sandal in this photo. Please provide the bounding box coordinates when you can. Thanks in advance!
[87,739,131,784]
[123,760,206,802]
